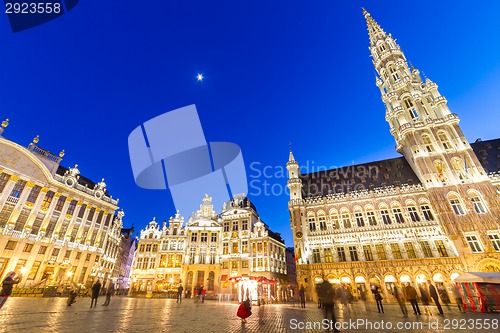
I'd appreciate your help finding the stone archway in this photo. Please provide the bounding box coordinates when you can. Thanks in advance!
[477,258,500,272]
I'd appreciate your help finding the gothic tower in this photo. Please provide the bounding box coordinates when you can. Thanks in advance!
[364,9,500,264]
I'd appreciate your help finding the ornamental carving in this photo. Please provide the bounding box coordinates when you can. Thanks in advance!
[41,187,49,193]
[10,175,19,182]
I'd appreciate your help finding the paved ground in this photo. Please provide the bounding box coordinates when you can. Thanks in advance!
[1,297,499,333]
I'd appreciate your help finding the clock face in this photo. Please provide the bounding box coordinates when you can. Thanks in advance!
[296,231,303,239]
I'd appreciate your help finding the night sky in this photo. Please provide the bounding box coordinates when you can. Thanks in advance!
[1,1,499,246]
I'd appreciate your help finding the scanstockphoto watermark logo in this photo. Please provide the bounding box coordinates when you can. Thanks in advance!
[248,161,379,197]
[128,105,247,216]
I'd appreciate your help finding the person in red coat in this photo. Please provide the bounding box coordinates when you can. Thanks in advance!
[237,299,252,323]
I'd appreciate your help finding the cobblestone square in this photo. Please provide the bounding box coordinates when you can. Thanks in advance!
[1,297,499,333]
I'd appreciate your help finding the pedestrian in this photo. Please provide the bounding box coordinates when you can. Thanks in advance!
[450,284,463,312]
[177,284,183,303]
[372,286,384,313]
[393,285,408,317]
[258,297,265,324]
[201,286,206,303]
[90,279,102,308]
[404,282,421,315]
[298,285,306,308]
[339,285,349,313]
[317,279,340,333]
[0,271,21,309]
[67,288,78,306]
[102,283,114,306]
[316,284,322,309]
[427,280,444,315]
[236,298,252,323]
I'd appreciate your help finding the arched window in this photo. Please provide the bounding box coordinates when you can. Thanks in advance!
[448,194,466,215]
[392,204,405,223]
[403,98,418,119]
[340,210,351,228]
[380,205,392,225]
[420,202,434,221]
[422,134,435,152]
[388,65,400,82]
[407,205,421,222]
[468,191,486,214]
[438,132,452,150]
[365,207,377,226]
[318,213,327,230]
[379,43,386,52]
[307,214,316,232]
[354,208,365,227]
[329,211,340,229]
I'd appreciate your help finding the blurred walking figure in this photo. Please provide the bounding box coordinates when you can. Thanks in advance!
[427,280,444,315]
[102,283,114,306]
[404,282,421,315]
[372,286,384,313]
[318,279,339,333]
[339,285,349,313]
[298,285,306,308]
[177,284,183,303]
[90,279,102,308]
[237,298,252,323]
[450,284,463,312]
[393,285,408,317]
[201,286,206,303]
[67,289,78,306]
[0,271,21,309]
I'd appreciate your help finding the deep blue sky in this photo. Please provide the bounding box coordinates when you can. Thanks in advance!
[1,1,499,247]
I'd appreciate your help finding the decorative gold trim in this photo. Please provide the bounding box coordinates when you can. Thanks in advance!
[25,202,34,208]
[66,197,73,202]
[77,200,83,205]
[41,187,49,193]
[87,205,93,209]
[26,181,35,188]
[96,208,101,212]
[54,193,61,198]
[41,207,48,212]
[65,214,73,219]
[10,175,19,182]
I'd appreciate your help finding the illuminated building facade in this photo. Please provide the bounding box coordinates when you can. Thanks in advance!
[0,126,129,293]
[130,194,288,302]
[288,10,500,302]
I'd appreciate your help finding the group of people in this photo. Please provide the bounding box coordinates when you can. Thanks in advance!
[88,279,115,308]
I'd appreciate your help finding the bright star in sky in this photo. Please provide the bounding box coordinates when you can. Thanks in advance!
[197,73,204,81]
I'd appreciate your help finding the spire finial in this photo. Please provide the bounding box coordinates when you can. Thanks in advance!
[32,135,39,145]
[362,7,368,15]
[59,149,65,158]
[1,118,8,129]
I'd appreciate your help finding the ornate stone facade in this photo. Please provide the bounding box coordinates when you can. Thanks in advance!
[287,10,500,303]
[130,194,288,302]
[0,129,130,293]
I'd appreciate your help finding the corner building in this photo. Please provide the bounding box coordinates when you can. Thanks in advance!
[131,194,288,302]
[0,128,129,292]
[287,10,500,303]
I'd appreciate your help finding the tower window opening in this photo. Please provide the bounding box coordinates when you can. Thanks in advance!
[422,135,435,153]
[449,194,466,216]
[388,65,400,82]
[469,192,486,214]
[438,132,452,150]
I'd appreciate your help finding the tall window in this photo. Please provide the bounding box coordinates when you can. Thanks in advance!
[470,193,486,214]
[324,248,333,263]
[13,208,30,231]
[223,222,229,232]
[392,207,405,223]
[77,204,86,218]
[191,232,197,242]
[376,244,387,260]
[438,132,452,150]
[318,215,327,230]
[66,200,77,216]
[488,234,500,252]
[9,179,27,198]
[341,213,351,228]
[337,247,346,262]
[390,243,402,259]
[330,213,340,229]
[26,185,42,204]
[41,191,55,210]
[407,206,421,222]
[465,236,483,253]
[232,242,239,253]
[223,242,229,255]
[312,249,321,263]
[211,233,217,242]
[54,196,66,212]
[0,203,15,228]
[419,241,433,258]
[45,216,58,238]
[242,220,248,230]
[354,212,365,227]
[435,240,449,257]
[0,173,11,193]
[420,204,434,221]
[308,216,316,231]
[201,232,207,242]
[363,245,373,261]
[403,98,418,119]
[349,246,359,261]
[422,134,435,152]
[388,65,400,82]
[449,195,465,215]
[232,221,239,231]
[242,240,248,253]
[381,209,392,224]
[404,242,416,259]
[58,220,70,240]
[366,211,377,226]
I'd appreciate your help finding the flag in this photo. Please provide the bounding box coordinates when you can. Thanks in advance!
[294,247,301,263]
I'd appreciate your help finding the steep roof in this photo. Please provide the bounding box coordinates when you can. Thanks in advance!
[300,138,500,198]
